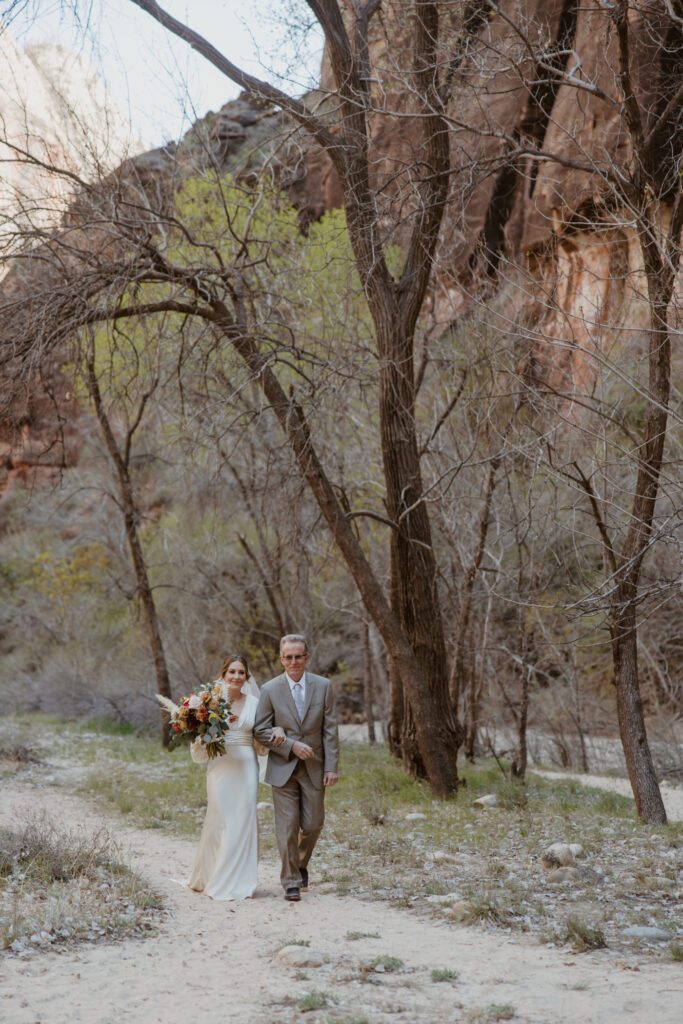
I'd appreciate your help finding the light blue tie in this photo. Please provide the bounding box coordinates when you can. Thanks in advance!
[293,682,304,720]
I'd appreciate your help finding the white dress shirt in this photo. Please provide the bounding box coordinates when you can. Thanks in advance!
[286,671,306,707]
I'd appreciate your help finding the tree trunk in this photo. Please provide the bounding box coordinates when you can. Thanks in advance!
[85,357,173,746]
[378,318,461,780]
[386,535,404,759]
[361,614,376,745]
[386,656,404,757]
[465,591,493,761]
[605,276,674,820]
[449,453,500,709]
[511,616,529,782]
[604,7,681,821]
[611,607,667,823]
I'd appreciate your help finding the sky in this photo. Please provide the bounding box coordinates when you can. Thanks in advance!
[2,0,324,148]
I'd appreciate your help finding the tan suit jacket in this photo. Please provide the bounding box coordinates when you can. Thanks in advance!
[254,672,339,789]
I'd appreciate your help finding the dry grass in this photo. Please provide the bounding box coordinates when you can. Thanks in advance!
[0,812,164,953]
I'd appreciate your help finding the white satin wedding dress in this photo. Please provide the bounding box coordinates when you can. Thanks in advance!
[186,691,259,900]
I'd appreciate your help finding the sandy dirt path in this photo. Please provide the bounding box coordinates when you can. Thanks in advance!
[1,775,682,1024]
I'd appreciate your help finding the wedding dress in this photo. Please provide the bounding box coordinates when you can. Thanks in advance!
[186,691,259,900]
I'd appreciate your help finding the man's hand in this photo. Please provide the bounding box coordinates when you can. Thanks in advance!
[324,771,339,787]
[292,741,314,760]
[271,726,286,748]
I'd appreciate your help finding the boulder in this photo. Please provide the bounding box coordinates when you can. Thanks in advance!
[443,901,471,923]
[473,794,498,809]
[547,867,580,884]
[622,926,670,941]
[426,892,462,905]
[276,945,327,967]
[424,850,458,865]
[540,843,576,869]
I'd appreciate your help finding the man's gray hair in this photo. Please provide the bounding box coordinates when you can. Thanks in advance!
[280,634,309,654]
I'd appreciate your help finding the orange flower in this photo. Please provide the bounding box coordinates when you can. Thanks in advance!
[196,706,209,722]
[178,706,189,719]
[199,690,210,702]
[209,699,219,711]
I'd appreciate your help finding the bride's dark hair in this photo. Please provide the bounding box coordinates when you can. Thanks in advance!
[221,653,250,679]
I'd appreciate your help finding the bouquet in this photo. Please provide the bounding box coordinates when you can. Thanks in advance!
[156,683,232,759]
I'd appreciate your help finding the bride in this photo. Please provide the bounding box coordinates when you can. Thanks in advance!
[186,654,284,900]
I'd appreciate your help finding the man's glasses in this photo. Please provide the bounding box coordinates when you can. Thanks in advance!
[282,655,306,662]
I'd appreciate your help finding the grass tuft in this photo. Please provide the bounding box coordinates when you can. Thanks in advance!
[365,954,403,972]
[325,1017,369,1024]
[496,779,528,810]
[277,936,311,949]
[464,892,511,926]
[0,742,41,766]
[297,990,331,1011]
[565,913,607,952]
[486,1004,516,1021]
[431,967,458,982]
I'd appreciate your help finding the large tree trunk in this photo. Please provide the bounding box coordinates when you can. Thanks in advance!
[378,317,460,778]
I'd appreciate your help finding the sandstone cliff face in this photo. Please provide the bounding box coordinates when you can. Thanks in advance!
[0,26,143,492]
[1,4,681,491]
[309,1,682,395]
[0,29,142,250]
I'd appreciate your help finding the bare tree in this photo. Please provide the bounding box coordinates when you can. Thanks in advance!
[77,321,174,742]
[93,0,465,791]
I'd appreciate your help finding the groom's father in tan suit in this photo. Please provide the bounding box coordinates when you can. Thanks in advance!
[254,634,339,901]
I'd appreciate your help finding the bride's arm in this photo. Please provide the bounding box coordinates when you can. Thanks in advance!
[190,738,209,763]
[254,726,285,757]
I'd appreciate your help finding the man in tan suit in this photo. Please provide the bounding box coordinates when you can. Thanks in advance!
[254,634,339,901]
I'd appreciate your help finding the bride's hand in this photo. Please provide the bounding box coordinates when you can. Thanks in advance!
[271,726,286,747]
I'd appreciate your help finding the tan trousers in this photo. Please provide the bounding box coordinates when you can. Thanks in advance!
[272,759,325,889]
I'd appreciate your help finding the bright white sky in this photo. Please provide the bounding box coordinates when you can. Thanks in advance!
[3,0,324,147]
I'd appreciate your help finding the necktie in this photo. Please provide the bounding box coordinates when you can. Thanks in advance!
[293,682,304,720]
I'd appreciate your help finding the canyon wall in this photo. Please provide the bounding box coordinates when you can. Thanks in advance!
[1,3,681,491]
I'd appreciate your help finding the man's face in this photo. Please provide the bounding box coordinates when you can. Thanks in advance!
[280,641,309,682]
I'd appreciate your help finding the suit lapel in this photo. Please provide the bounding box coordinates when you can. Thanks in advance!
[279,675,300,721]
[301,672,315,722]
